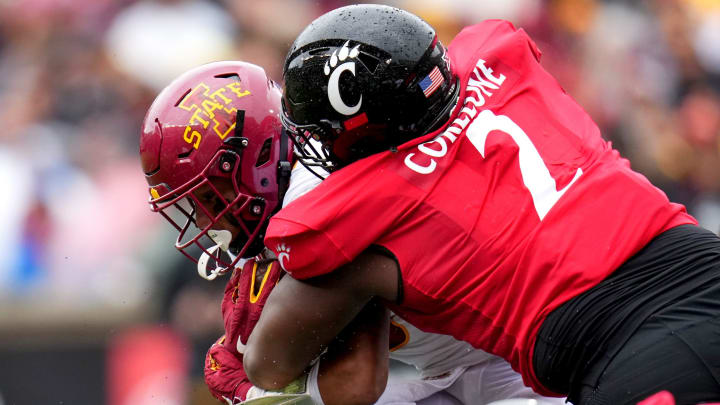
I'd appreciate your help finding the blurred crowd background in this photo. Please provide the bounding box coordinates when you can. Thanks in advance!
[0,0,718,404]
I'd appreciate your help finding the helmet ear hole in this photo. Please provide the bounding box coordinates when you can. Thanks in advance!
[357,52,380,73]
[309,47,330,56]
[174,89,192,107]
[214,72,240,80]
[178,149,193,159]
[255,138,273,167]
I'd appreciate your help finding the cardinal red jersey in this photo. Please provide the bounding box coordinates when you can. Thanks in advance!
[265,20,696,394]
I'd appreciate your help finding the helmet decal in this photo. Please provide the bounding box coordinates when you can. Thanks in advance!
[178,81,252,148]
[275,243,291,271]
[325,41,362,116]
[418,66,445,98]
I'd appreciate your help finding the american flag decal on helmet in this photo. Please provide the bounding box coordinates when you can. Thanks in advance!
[418,66,444,98]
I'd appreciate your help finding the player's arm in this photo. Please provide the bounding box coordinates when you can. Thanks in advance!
[244,250,399,392]
[319,299,390,405]
[206,301,390,405]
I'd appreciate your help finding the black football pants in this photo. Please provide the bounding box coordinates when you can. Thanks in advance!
[534,225,720,405]
[573,285,720,405]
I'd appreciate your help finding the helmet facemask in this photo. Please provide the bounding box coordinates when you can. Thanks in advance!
[280,109,336,179]
[149,146,271,280]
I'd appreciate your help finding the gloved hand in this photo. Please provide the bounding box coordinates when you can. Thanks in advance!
[204,258,323,405]
[204,336,253,404]
[204,335,321,405]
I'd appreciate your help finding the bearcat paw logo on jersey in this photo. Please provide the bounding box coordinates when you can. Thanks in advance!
[324,41,362,116]
[276,243,291,271]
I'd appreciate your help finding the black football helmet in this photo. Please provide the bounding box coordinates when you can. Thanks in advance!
[281,4,459,173]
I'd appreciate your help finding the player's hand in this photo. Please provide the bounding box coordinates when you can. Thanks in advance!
[204,336,322,405]
[221,259,281,359]
[204,336,253,404]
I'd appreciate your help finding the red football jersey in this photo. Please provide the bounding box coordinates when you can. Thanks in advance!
[265,20,696,394]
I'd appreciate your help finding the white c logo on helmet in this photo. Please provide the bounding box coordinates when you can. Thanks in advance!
[324,41,362,116]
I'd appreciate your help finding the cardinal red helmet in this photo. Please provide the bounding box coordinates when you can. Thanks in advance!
[140,61,292,277]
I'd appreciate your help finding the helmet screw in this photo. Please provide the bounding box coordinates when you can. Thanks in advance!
[251,205,262,215]
[221,161,232,171]
[241,139,249,147]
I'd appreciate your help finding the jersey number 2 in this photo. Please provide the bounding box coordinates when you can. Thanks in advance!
[466,109,583,220]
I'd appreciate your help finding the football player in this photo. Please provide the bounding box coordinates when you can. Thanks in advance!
[139,61,388,405]
[243,5,720,405]
[139,61,565,405]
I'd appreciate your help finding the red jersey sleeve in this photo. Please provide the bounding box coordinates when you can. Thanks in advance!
[265,158,413,279]
[264,218,351,279]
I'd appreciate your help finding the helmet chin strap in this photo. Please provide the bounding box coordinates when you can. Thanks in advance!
[197,229,239,280]
[197,244,228,280]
